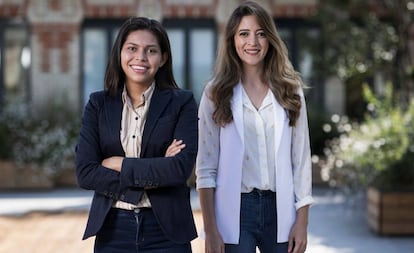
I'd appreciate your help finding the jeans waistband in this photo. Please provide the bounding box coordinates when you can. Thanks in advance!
[111,207,152,213]
[243,188,275,196]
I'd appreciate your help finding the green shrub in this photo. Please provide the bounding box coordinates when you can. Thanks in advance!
[0,99,79,177]
[322,83,414,191]
[307,104,339,156]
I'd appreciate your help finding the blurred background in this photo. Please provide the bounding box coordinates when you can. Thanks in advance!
[0,0,413,252]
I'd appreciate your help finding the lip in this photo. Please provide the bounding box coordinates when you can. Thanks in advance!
[130,64,149,73]
[245,48,260,55]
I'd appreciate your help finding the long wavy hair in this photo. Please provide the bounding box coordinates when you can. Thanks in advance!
[105,17,178,95]
[210,1,303,127]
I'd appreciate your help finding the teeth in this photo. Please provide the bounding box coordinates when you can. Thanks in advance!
[131,65,146,70]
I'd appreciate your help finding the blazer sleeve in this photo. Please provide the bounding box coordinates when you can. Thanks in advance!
[75,92,121,199]
[120,90,198,188]
[195,85,220,189]
[292,89,314,210]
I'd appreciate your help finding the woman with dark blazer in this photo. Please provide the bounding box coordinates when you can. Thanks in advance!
[75,17,198,253]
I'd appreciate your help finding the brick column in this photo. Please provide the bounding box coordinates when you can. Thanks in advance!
[215,0,238,40]
[27,0,83,112]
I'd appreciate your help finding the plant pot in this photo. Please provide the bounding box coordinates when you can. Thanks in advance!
[0,160,54,190]
[367,186,414,235]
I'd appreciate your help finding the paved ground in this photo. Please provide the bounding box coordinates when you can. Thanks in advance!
[0,187,413,253]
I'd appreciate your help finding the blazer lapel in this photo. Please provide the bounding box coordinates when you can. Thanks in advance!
[105,91,123,148]
[231,82,244,144]
[270,94,287,160]
[141,87,172,156]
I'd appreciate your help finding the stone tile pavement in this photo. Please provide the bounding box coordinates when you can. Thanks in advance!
[0,187,413,253]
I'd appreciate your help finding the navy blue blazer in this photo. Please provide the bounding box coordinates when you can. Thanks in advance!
[75,86,198,243]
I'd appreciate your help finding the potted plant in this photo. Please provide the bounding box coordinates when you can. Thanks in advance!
[322,83,414,235]
[0,100,79,189]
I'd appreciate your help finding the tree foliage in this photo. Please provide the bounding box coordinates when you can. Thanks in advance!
[313,0,414,113]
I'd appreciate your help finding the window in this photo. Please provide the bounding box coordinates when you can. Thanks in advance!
[81,20,122,105]
[276,19,323,107]
[164,19,216,103]
[81,19,216,106]
[0,21,30,104]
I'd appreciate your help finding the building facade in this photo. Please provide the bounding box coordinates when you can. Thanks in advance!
[1,0,327,114]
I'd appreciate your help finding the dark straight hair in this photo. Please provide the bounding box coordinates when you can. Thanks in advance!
[104,17,178,96]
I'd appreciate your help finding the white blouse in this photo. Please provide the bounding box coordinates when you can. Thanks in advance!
[113,83,154,210]
[240,87,276,193]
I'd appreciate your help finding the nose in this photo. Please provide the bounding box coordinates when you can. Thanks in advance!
[135,48,147,61]
[247,34,258,45]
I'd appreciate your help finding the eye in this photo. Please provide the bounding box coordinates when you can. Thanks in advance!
[257,31,266,37]
[127,46,137,52]
[239,31,249,37]
[147,48,159,54]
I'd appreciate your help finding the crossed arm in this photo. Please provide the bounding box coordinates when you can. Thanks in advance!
[101,139,186,172]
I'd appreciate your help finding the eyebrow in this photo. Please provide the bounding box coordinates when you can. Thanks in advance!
[125,42,159,48]
[238,28,264,32]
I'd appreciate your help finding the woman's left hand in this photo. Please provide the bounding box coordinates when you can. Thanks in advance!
[288,206,309,253]
[288,221,307,253]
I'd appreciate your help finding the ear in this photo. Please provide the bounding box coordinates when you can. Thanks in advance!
[160,52,168,68]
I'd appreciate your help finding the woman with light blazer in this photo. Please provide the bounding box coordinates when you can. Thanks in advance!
[76,17,198,253]
[196,2,314,253]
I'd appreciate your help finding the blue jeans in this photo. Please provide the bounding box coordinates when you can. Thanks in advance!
[225,189,288,253]
[94,208,192,253]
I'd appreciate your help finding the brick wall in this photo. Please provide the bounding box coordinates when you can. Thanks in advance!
[1,0,318,112]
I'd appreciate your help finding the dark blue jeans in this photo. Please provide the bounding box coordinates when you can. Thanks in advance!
[94,208,192,253]
[225,189,288,253]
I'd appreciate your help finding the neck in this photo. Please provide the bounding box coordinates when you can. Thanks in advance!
[241,67,266,88]
[126,82,151,107]
[241,74,267,88]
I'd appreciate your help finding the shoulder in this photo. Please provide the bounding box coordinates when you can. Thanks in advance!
[163,88,195,102]
[172,87,193,97]
[89,90,106,100]
[89,89,121,102]
[86,90,105,107]
[200,80,216,101]
[87,90,120,110]
[296,87,305,98]
[294,78,306,97]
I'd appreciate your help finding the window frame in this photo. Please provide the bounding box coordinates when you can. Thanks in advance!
[275,18,324,108]
[0,19,30,106]
[80,19,124,107]
[163,18,217,101]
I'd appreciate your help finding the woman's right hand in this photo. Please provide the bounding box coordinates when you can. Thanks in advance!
[165,139,186,157]
[205,229,225,253]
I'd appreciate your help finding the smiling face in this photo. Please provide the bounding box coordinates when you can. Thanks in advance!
[121,29,167,89]
[234,15,269,71]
